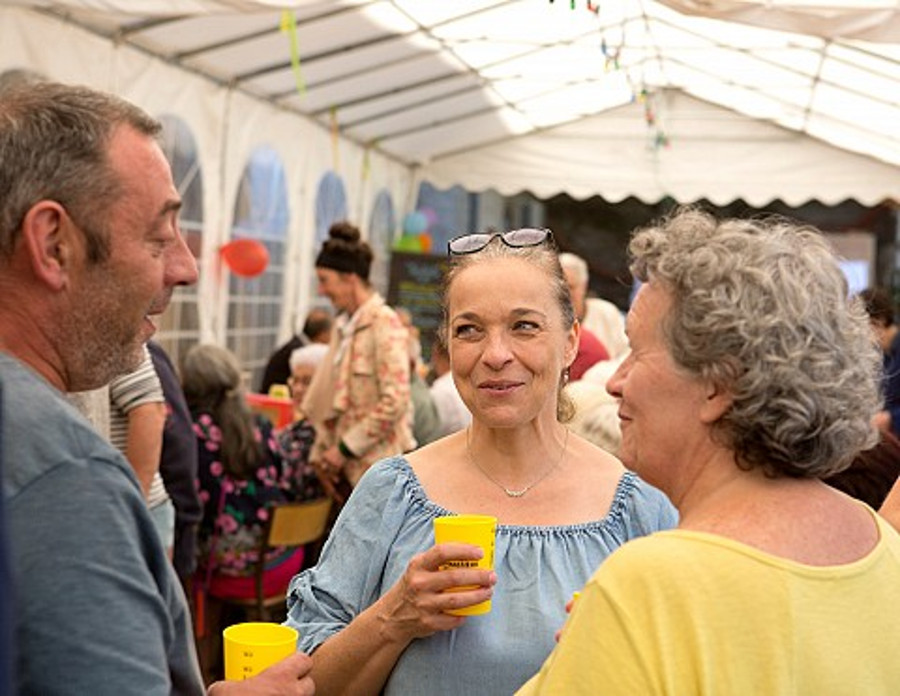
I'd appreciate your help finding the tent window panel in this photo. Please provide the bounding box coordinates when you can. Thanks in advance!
[369,189,396,297]
[154,115,203,370]
[227,146,289,390]
[311,171,348,301]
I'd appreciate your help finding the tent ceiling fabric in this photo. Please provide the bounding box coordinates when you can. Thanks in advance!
[10,0,900,204]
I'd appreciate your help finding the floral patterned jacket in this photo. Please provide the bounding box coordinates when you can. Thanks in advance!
[305,293,414,485]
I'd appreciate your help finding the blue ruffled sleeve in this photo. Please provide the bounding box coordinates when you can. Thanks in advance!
[285,457,415,653]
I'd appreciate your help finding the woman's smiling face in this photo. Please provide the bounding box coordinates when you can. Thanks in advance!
[447,256,578,428]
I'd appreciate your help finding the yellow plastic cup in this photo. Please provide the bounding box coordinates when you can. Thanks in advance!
[268,383,290,399]
[223,622,298,681]
[433,514,497,616]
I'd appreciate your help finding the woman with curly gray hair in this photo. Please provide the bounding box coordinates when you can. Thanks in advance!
[519,207,900,695]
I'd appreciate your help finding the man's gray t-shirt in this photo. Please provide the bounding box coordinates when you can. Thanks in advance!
[0,353,204,695]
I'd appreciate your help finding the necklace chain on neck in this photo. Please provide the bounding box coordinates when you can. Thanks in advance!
[466,427,569,498]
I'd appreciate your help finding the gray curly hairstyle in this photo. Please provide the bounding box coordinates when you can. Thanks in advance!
[629,207,881,478]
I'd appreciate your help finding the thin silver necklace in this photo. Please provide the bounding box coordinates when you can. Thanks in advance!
[466,426,569,498]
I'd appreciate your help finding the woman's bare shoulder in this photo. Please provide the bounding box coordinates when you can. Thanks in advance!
[405,432,465,475]
[566,432,626,479]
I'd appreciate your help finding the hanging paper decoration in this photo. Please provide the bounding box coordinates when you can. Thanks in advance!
[330,107,340,172]
[638,88,671,152]
[601,37,620,71]
[547,0,602,11]
[362,142,372,183]
[279,11,306,97]
[220,238,269,277]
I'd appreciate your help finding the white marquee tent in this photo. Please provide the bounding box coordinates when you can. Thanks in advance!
[2,0,900,374]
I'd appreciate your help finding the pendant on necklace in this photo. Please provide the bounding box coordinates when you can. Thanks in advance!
[504,487,528,498]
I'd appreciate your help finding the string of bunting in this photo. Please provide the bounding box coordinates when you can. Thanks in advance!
[330,107,340,171]
[546,0,670,150]
[548,0,600,10]
[637,87,670,150]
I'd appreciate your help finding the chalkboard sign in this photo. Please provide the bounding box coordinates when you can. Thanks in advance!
[386,252,449,362]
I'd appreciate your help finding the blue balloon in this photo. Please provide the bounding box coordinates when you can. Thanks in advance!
[403,211,427,235]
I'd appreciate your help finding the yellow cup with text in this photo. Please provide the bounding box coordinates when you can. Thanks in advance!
[433,514,497,616]
[223,622,298,681]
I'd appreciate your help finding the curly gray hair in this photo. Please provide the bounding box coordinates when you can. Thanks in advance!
[629,207,881,478]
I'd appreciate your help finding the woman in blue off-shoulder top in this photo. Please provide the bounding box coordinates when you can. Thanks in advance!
[285,228,677,696]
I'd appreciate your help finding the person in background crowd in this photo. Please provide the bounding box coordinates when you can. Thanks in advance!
[279,343,330,569]
[396,307,442,447]
[878,468,900,531]
[285,226,676,696]
[259,307,333,395]
[108,344,174,554]
[519,208,900,695]
[428,339,471,437]
[280,343,329,502]
[822,430,900,509]
[858,287,900,437]
[567,321,609,381]
[302,221,414,503]
[0,81,313,695]
[183,343,322,683]
[559,251,628,360]
[148,340,202,589]
[566,378,621,456]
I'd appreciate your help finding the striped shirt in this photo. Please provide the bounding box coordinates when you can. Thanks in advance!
[109,345,170,509]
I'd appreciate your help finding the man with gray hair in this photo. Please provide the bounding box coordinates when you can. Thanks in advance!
[0,82,313,695]
[558,251,629,360]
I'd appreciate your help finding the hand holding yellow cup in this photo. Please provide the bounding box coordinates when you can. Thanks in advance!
[223,622,298,681]
[433,514,497,616]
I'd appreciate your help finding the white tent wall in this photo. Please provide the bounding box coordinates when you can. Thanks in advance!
[0,5,416,367]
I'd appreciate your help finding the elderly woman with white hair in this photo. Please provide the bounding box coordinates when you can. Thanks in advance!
[279,343,330,503]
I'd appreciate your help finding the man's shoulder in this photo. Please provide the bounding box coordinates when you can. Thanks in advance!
[1,353,134,498]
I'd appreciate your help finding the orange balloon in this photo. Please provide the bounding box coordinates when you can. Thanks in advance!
[221,238,269,277]
[418,233,432,254]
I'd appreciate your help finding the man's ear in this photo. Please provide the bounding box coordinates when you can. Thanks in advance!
[20,202,72,291]
[699,379,733,424]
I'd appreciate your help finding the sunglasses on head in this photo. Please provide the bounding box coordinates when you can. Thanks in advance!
[447,228,553,255]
